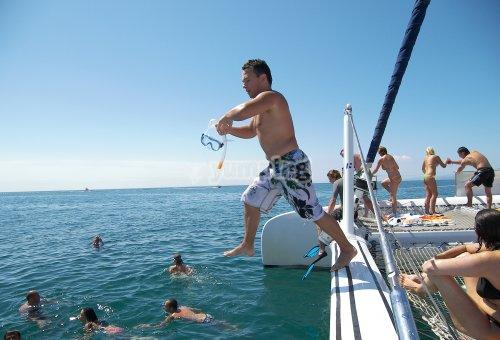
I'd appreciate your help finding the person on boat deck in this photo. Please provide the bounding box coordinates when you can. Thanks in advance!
[78,307,123,334]
[422,147,447,215]
[326,169,343,217]
[168,254,193,275]
[400,209,500,339]
[339,149,375,217]
[19,290,49,328]
[3,330,21,340]
[92,235,103,248]
[371,146,402,216]
[446,147,495,209]
[215,59,356,271]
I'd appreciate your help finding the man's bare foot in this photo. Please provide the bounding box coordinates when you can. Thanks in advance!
[330,246,357,271]
[223,243,254,257]
[399,274,425,296]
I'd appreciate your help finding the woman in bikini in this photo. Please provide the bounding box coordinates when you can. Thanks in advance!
[400,209,500,339]
[422,147,447,215]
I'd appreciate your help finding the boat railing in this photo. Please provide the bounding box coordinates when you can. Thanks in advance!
[345,104,419,340]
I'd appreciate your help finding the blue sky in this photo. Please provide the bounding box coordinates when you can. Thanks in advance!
[0,0,498,191]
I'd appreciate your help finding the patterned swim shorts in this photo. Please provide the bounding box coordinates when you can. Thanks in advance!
[241,149,324,221]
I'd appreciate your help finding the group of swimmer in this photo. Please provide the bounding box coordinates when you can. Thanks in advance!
[4,238,213,338]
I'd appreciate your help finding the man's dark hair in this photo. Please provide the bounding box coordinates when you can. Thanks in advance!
[378,146,388,155]
[4,330,21,340]
[242,59,272,86]
[81,308,99,323]
[165,299,178,310]
[475,209,500,251]
[457,146,470,155]
[173,254,183,265]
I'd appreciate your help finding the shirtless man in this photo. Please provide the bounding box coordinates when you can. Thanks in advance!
[19,290,48,327]
[168,254,193,275]
[446,147,495,209]
[216,59,356,271]
[422,147,447,214]
[372,146,402,216]
[92,235,103,248]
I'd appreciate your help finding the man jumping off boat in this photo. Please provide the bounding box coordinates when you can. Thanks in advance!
[215,59,357,271]
[447,147,495,209]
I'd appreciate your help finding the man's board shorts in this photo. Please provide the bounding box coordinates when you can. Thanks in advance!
[241,149,324,221]
[470,167,495,188]
[202,314,214,324]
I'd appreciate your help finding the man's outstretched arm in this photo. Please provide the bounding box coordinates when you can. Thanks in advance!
[229,122,256,139]
[216,91,278,135]
[225,91,277,121]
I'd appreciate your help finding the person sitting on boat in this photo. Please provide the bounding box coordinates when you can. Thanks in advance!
[446,147,495,209]
[168,254,193,275]
[78,307,123,334]
[215,59,356,271]
[400,209,500,339]
[371,146,402,217]
[422,147,447,215]
[340,149,375,218]
[92,235,104,248]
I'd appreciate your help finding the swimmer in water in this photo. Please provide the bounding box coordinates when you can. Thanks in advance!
[92,235,104,248]
[78,307,123,334]
[168,254,193,275]
[3,330,21,340]
[19,290,49,327]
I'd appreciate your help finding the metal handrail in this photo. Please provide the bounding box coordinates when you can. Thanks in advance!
[345,104,419,340]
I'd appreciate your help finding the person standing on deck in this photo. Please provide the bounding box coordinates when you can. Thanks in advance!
[422,147,447,215]
[446,147,495,209]
[215,59,356,271]
[340,149,375,217]
[371,146,402,216]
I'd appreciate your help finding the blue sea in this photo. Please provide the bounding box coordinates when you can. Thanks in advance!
[0,180,455,339]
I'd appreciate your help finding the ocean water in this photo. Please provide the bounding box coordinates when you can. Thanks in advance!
[0,180,455,339]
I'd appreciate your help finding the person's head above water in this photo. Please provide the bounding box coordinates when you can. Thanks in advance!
[4,330,21,340]
[378,146,387,156]
[164,299,179,313]
[79,308,98,323]
[172,254,183,265]
[241,59,272,99]
[475,209,500,251]
[425,147,435,156]
[457,146,470,159]
[26,290,40,306]
[327,170,341,183]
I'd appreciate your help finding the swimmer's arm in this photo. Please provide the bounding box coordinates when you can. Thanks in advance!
[159,315,174,326]
[225,91,277,121]
[422,251,491,277]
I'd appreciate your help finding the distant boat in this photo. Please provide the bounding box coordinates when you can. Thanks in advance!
[84,187,90,192]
